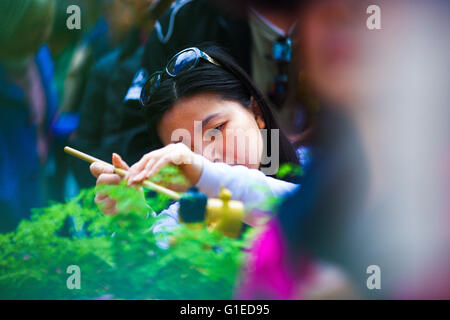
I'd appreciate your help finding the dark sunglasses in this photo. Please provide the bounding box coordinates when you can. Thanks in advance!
[140,47,221,107]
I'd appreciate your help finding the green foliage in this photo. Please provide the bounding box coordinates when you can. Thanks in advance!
[276,163,304,180]
[0,181,251,299]
[148,164,189,188]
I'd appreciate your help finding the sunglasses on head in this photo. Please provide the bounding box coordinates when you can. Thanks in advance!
[140,47,221,107]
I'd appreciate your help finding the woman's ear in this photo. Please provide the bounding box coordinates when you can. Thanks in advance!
[250,97,266,129]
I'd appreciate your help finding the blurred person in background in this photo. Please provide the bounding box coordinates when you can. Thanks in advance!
[239,0,449,299]
[72,0,173,189]
[0,0,57,232]
[48,1,85,102]
[48,0,139,201]
[44,0,86,203]
[56,0,121,119]
[215,0,319,152]
[239,0,370,299]
[55,0,135,124]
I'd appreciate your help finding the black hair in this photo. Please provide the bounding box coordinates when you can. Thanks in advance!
[142,45,299,172]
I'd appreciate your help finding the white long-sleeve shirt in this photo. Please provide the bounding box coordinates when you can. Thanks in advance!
[151,155,299,243]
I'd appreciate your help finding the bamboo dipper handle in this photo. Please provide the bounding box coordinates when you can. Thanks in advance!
[64,146,181,200]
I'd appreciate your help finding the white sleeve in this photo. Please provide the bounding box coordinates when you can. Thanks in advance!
[150,156,298,242]
[151,202,181,249]
[194,154,299,210]
[152,202,180,232]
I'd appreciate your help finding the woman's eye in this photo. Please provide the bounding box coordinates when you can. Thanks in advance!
[205,123,226,138]
[214,124,225,131]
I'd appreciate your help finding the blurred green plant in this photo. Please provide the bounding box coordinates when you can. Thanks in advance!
[276,163,304,180]
[0,166,253,300]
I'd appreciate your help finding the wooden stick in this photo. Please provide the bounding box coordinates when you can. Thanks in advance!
[64,146,181,200]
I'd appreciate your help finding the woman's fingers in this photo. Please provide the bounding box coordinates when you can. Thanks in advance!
[126,156,150,182]
[127,148,167,178]
[127,143,194,184]
[147,156,171,179]
[95,173,121,214]
[90,153,129,216]
[95,192,108,202]
[126,150,164,184]
[131,158,156,183]
[131,154,172,183]
[90,161,114,178]
[90,153,128,179]
[94,194,118,215]
[96,173,122,186]
[112,153,129,170]
[128,149,174,184]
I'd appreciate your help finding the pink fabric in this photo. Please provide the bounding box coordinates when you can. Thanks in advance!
[236,219,316,300]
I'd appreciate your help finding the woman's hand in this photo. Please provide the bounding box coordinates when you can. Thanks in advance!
[125,143,203,188]
[90,153,130,215]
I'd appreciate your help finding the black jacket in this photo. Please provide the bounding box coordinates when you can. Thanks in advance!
[72,27,148,187]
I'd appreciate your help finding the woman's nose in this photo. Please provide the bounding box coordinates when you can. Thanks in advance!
[209,149,222,163]
[202,145,223,163]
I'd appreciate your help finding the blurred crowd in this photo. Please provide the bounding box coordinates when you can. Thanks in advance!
[0,0,449,299]
[0,0,172,231]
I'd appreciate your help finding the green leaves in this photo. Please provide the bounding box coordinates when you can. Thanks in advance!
[0,175,252,300]
[276,162,304,180]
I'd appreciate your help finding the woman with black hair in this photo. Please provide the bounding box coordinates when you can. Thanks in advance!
[90,46,300,227]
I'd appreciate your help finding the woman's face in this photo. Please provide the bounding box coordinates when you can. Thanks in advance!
[300,0,368,106]
[157,93,266,169]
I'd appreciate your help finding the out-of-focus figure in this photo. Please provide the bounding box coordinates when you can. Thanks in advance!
[47,0,139,202]
[72,0,173,188]
[46,0,138,201]
[44,0,85,203]
[239,0,450,299]
[0,0,57,232]
[59,0,135,116]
